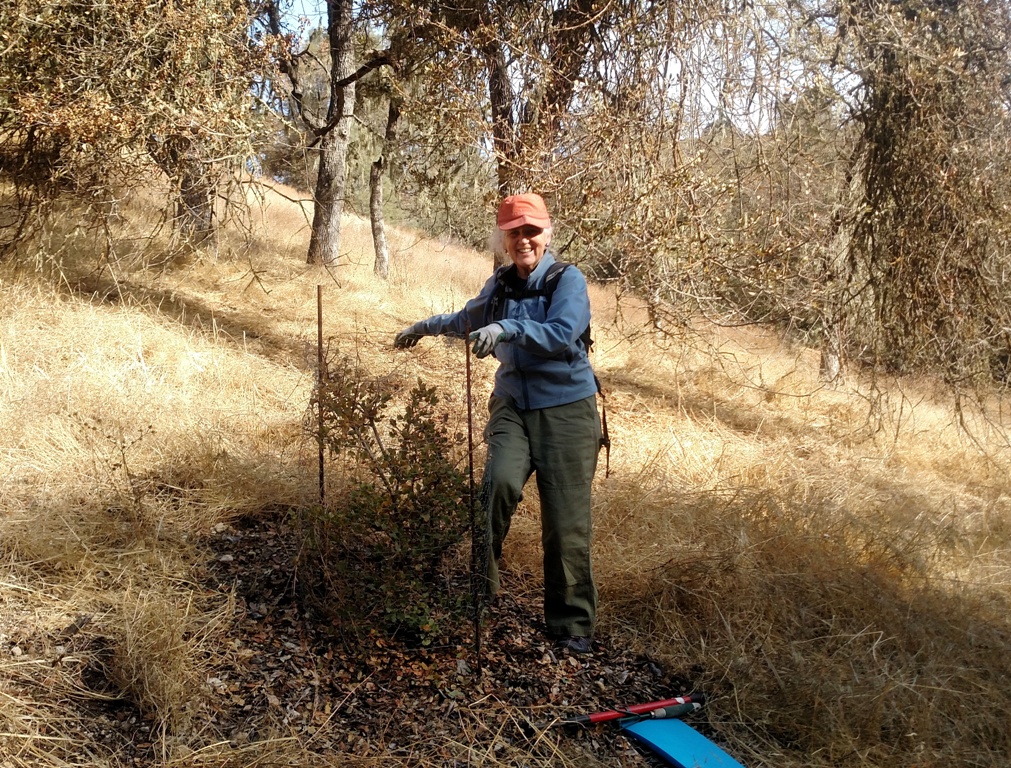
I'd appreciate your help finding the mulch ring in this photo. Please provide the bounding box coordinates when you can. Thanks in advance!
[200,513,699,764]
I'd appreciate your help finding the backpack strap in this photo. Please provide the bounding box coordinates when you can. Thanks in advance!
[595,373,611,477]
[488,262,569,321]
[489,262,593,349]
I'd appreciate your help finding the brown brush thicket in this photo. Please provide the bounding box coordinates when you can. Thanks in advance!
[0,0,266,254]
[367,0,1011,416]
[843,0,1011,385]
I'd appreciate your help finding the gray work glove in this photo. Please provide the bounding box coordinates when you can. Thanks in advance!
[469,323,506,359]
[394,323,424,349]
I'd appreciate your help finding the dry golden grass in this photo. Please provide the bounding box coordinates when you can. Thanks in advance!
[1,181,1010,766]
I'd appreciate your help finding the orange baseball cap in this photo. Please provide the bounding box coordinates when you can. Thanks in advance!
[497,193,552,230]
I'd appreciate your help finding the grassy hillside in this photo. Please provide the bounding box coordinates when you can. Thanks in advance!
[2,185,1010,767]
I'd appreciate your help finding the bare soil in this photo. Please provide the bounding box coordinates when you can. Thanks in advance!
[187,511,705,765]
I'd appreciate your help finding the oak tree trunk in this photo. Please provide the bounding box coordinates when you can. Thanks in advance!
[176,164,215,248]
[306,0,356,267]
[370,100,401,280]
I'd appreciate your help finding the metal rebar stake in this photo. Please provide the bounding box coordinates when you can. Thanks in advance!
[317,285,325,507]
[464,325,483,676]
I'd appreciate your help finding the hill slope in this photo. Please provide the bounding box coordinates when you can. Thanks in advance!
[2,185,1010,767]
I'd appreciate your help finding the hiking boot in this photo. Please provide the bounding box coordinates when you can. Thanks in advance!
[555,635,593,654]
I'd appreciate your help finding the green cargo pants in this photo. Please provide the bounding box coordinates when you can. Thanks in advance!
[481,394,601,638]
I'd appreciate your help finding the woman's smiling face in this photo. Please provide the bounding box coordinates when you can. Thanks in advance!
[505,225,550,278]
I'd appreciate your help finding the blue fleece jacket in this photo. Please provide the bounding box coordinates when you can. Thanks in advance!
[414,253,598,410]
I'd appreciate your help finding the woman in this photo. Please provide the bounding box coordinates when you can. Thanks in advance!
[394,193,602,654]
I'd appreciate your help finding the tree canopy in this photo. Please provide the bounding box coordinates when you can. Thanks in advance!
[4,0,1011,393]
[0,0,266,251]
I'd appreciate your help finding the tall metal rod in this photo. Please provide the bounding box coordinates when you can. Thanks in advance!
[465,325,482,676]
[317,285,325,507]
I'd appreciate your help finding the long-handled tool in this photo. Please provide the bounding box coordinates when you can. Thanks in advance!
[561,694,704,726]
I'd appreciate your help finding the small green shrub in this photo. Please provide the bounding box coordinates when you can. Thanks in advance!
[300,355,471,646]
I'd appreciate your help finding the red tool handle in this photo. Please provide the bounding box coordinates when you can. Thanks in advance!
[564,695,702,725]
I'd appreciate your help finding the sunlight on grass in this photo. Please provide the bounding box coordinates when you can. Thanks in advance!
[1,181,1010,766]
